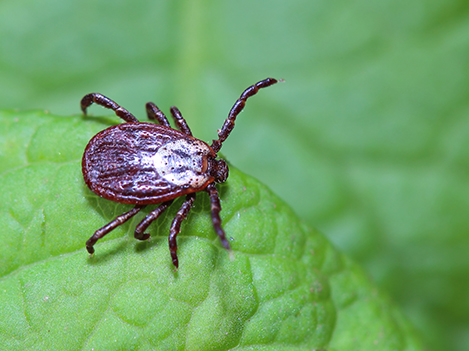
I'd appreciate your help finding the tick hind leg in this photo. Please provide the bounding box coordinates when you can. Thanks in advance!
[169,193,196,268]
[81,93,139,123]
[86,205,146,254]
[134,200,174,240]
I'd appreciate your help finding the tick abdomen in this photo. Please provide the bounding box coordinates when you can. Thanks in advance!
[82,123,215,204]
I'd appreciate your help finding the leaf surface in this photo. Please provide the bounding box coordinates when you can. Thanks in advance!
[0,111,425,350]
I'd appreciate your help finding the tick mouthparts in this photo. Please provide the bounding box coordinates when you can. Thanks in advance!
[209,158,229,183]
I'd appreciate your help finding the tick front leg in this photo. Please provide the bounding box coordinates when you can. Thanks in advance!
[169,193,196,268]
[86,205,146,254]
[134,200,173,240]
[205,183,231,251]
[211,78,279,153]
[146,102,171,128]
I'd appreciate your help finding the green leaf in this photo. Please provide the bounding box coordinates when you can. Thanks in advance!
[0,111,425,350]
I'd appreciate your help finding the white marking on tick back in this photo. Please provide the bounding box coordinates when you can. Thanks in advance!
[152,138,211,188]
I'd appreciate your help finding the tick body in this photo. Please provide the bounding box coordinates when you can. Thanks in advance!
[81,78,279,267]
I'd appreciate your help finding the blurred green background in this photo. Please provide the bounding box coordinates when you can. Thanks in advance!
[0,0,468,350]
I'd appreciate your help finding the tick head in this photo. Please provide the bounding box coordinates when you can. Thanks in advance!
[208,158,229,184]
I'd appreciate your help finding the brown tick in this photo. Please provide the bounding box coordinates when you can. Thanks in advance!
[81,78,279,267]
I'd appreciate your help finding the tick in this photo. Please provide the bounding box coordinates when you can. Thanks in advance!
[81,77,279,267]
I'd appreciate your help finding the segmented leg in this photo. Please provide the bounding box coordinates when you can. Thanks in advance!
[170,106,192,136]
[146,102,171,127]
[134,200,173,240]
[205,183,231,251]
[168,193,196,268]
[80,93,139,123]
[86,205,146,254]
[211,78,279,153]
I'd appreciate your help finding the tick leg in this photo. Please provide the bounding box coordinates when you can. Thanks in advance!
[86,205,146,254]
[170,106,192,136]
[169,193,196,268]
[81,93,139,123]
[146,102,171,128]
[134,200,173,240]
[205,183,231,251]
[211,78,279,153]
